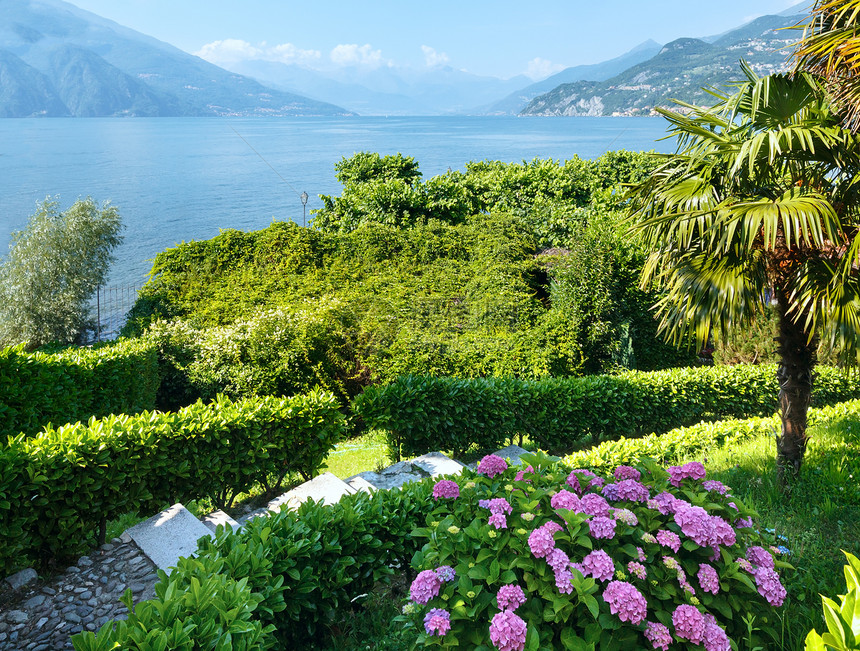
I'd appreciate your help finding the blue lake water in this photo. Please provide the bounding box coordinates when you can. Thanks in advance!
[1,116,675,286]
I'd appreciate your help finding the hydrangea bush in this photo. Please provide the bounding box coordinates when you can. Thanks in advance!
[401,451,791,650]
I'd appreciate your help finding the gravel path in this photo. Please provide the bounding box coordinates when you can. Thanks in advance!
[0,540,158,651]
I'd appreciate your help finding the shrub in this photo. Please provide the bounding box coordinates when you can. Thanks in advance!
[0,338,159,438]
[804,551,860,651]
[354,366,860,459]
[0,390,345,573]
[73,480,436,650]
[403,451,789,650]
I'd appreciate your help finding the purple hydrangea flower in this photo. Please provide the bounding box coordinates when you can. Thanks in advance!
[496,584,527,611]
[644,621,672,651]
[602,580,648,624]
[588,515,617,540]
[424,608,451,636]
[514,465,535,482]
[542,521,563,534]
[651,492,679,515]
[674,503,736,551]
[656,529,681,553]
[566,469,597,494]
[577,493,611,518]
[754,566,787,606]
[488,513,508,529]
[528,527,556,559]
[746,546,775,570]
[489,610,528,651]
[613,465,642,481]
[702,480,729,495]
[547,548,570,573]
[578,550,615,582]
[554,568,574,594]
[435,565,456,582]
[627,561,647,580]
[480,498,513,515]
[550,490,581,511]
[703,617,731,651]
[604,479,650,503]
[698,563,720,595]
[636,546,646,561]
[736,558,753,573]
[667,461,707,487]
[478,454,509,478]
[410,570,442,604]
[734,516,755,529]
[672,604,706,645]
[432,479,460,500]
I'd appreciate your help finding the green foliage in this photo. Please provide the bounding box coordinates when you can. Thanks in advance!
[0,337,159,438]
[0,197,123,348]
[805,552,860,651]
[354,365,860,460]
[406,460,783,650]
[73,480,435,650]
[0,390,345,573]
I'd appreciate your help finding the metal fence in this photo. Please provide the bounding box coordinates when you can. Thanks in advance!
[89,285,140,342]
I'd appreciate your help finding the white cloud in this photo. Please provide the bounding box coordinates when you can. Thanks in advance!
[525,57,565,80]
[329,43,388,68]
[194,39,321,66]
[421,45,450,68]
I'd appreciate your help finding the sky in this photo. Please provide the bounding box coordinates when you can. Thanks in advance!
[66,0,809,80]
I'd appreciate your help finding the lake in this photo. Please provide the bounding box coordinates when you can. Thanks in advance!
[2,116,675,287]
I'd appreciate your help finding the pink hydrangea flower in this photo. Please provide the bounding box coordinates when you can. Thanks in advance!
[566,469,597,494]
[611,508,639,526]
[578,550,615,582]
[528,527,556,559]
[480,498,513,515]
[496,584,527,611]
[602,580,648,624]
[627,561,647,580]
[636,546,646,562]
[656,529,681,553]
[698,563,720,595]
[644,621,672,650]
[651,492,679,515]
[542,521,563,534]
[424,608,451,636]
[736,558,753,573]
[703,618,731,651]
[674,503,735,551]
[734,516,754,529]
[603,479,650,502]
[514,465,534,482]
[577,493,611,518]
[702,480,729,495]
[488,513,508,529]
[489,610,528,651]
[432,479,460,500]
[588,515,617,539]
[613,465,641,481]
[746,546,775,570]
[555,568,574,594]
[547,548,570,573]
[478,454,509,478]
[672,604,706,645]
[410,569,442,604]
[667,461,707,487]
[754,566,787,606]
[550,490,581,511]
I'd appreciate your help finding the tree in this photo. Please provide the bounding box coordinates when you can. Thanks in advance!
[0,197,123,349]
[627,65,860,484]
[794,0,860,131]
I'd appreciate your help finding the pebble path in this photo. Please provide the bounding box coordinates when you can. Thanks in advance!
[0,539,158,651]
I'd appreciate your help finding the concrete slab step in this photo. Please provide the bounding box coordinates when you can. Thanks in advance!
[267,472,356,513]
[412,451,465,477]
[201,509,241,534]
[345,475,377,494]
[121,503,213,572]
[348,451,464,490]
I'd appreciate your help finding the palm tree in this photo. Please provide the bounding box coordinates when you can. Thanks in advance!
[627,64,860,484]
[794,0,860,131]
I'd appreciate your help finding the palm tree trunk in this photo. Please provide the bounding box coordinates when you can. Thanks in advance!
[774,290,816,485]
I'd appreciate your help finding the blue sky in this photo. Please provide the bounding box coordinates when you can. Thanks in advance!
[69,0,809,80]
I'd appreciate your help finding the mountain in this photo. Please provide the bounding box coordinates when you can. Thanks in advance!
[225,60,532,116]
[521,13,802,117]
[0,0,352,117]
[480,40,663,115]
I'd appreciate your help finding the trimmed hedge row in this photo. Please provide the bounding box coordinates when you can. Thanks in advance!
[73,399,860,650]
[353,365,860,459]
[0,390,345,574]
[0,339,160,439]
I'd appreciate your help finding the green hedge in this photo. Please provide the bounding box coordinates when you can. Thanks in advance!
[353,365,860,458]
[73,481,434,650]
[0,390,345,574]
[0,338,160,438]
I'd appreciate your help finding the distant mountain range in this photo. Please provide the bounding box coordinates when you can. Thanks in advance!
[0,0,352,117]
[521,12,804,117]
[0,0,812,118]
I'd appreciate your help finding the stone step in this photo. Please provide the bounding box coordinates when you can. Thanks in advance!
[266,472,356,513]
[121,503,213,572]
[201,509,241,534]
[345,475,378,494]
[347,451,465,491]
